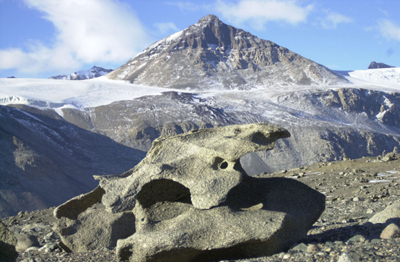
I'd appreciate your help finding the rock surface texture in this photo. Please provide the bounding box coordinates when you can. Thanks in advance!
[107,15,345,89]
[0,221,17,261]
[53,123,326,261]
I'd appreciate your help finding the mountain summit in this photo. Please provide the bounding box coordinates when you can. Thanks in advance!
[49,66,113,80]
[368,61,395,69]
[107,15,346,89]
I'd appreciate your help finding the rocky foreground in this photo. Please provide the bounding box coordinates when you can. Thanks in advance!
[2,152,400,261]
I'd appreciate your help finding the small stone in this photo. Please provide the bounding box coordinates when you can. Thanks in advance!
[348,234,365,243]
[352,197,359,202]
[15,234,40,253]
[370,238,380,244]
[283,253,291,259]
[337,252,353,262]
[307,244,319,252]
[334,240,344,246]
[291,242,308,252]
[366,209,374,214]
[24,246,40,252]
[44,232,57,242]
[380,223,400,239]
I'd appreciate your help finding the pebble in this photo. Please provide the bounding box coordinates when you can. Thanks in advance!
[380,223,400,239]
[306,244,319,252]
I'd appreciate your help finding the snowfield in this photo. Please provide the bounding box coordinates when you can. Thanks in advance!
[0,77,177,109]
[1,68,400,112]
[0,68,400,122]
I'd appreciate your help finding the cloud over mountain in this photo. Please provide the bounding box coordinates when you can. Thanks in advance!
[378,19,400,42]
[214,0,314,29]
[0,0,152,76]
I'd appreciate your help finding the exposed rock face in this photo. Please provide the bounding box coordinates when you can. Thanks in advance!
[53,123,325,261]
[60,87,400,173]
[368,61,395,69]
[107,15,345,89]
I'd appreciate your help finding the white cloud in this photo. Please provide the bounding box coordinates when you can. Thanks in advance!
[154,22,179,35]
[0,0,152,76]
[166,1,199,12]
[320,12,353,29]
[378,19,400,41]
[214,0,314,30]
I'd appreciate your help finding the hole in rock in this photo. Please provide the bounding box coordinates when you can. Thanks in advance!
[137,179,192,208]
[212,157,229,170]
[220,161,228,169]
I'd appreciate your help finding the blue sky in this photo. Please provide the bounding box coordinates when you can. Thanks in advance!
[1,0,400,78]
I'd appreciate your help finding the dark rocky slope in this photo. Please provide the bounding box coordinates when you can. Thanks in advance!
[0,105,145,218]
[368,61,395,69]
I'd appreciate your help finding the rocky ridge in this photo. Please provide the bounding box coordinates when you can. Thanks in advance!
[60,87,400,171]
[107,15,346,89]
[49,66,113,80]
[368,61,395,69]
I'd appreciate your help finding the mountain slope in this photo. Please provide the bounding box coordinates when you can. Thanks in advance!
[49,66,113,80]
[107,15,346,89]
[57,86,400,173]
[0,105,145,218]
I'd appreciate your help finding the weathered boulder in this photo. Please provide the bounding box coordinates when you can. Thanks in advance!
[369,202,400,225]
[380,223,400,239]
[15,234,40,252]
[97,123,291,212]
[0,222,17,261]
[53,123,325,261]
[53,187,136,252]
[117,176,325,262]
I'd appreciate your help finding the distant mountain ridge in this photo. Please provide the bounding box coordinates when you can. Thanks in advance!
[107,14,346,89]
[368,61,395,69]
[49,66,113,80]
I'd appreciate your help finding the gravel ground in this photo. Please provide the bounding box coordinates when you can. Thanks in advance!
[2,154,400,262]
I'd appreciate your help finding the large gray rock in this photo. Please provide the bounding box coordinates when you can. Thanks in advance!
[54,123,325,261]
[369,202,400,225]
[0,222,17,261]
[15,234,39,252]
[117,176,325,262]
[97,123,291,212]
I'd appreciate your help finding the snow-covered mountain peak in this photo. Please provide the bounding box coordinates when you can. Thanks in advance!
[107,15,346,89]
[197,14,220,24]
[49,66,113,80]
